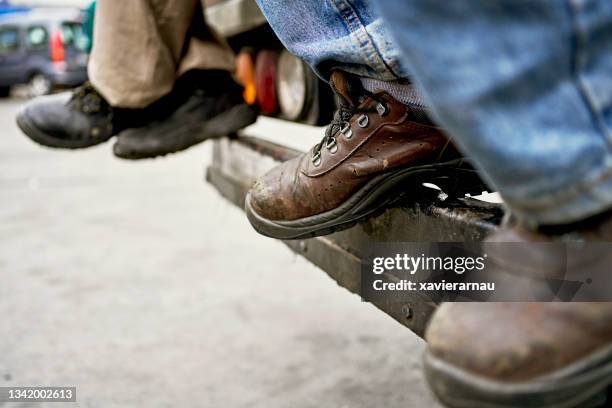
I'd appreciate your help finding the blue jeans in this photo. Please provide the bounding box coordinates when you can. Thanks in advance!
[254,0,410,81]
[257,0,612,226]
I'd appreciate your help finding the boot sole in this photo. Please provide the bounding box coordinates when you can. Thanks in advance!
[113,103,258,160]
[16,108,110,149]
[424,348,612,408]
[245,158,484,240]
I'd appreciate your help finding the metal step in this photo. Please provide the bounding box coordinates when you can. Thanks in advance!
[205,0,267,37]
[206,134,503,337]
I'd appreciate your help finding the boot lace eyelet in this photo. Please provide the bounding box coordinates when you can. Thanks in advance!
[340,123,352,139]
[357,114,369,128]
[326,137,338,154]
[376,102,388,116]
[312,151,322,167]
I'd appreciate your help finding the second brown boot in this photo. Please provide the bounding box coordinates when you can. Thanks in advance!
[424,216,612,408]
[245,70,478,239]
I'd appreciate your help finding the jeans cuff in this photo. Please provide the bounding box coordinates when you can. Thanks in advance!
[503,160,612,227]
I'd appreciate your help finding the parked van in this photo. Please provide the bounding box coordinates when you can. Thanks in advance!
[0,8,88,98]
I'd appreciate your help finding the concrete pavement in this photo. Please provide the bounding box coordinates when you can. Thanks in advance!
[0,98,441,408]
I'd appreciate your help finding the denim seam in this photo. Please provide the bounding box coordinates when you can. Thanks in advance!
[372,25,404,79]
[568,0,612,150]
[330,0,399,79]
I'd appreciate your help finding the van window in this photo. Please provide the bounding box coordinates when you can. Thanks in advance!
[0,27,20,54]
[61,22,86,51]
[27,26,48,49]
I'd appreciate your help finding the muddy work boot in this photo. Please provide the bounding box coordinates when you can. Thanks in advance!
[113,70,258,159]
[16,82,126,149]
[424,216,612,408]
[245,70,478,239]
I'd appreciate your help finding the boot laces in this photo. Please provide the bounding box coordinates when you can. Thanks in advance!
[312,91,388,165]
[69,82,112,116]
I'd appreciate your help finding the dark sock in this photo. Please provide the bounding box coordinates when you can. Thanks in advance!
[174,69,242,96]
[128,70,243,126]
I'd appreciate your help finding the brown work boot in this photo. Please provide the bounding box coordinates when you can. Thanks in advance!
[245,70,479,239]
[424,216,612,408]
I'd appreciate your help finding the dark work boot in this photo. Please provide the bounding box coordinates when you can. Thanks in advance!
[245,70,479,240]
[113,70,258,159]
[16,82,126,149]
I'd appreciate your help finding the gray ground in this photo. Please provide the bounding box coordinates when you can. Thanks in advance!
[0,98,441,408]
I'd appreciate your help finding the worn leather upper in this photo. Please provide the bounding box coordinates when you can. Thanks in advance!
[427,302,612,382]
[249,92,455,221]
[426,217,612,383]
[23,90,114,143]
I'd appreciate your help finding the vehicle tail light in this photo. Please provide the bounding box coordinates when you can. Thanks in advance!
[236,49,257,105]
[254,50,279,115]
[50,30,65,65]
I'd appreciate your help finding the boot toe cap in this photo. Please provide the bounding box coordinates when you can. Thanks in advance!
[426,303,612,382]
[247,156,306,221]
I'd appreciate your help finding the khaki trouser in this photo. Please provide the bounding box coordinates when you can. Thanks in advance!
[88,0,235,108]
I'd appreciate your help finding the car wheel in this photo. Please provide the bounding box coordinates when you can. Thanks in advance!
[28,74,52,98]
[0,86,10,98]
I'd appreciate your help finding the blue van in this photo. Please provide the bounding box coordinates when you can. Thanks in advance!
[0,8,88,97]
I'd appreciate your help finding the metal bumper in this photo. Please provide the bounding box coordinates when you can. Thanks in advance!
[206,135,502,337]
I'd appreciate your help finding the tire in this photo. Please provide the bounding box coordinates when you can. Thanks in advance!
[276,50,313,121]
[28,74,52,98]
[0,86,10,98]
[275,49,333,125]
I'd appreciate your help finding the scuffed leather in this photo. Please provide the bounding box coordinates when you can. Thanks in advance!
[249,92,453,221]
[24,92,113,142]
[427,219,612,383]
[427,302,612,382]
